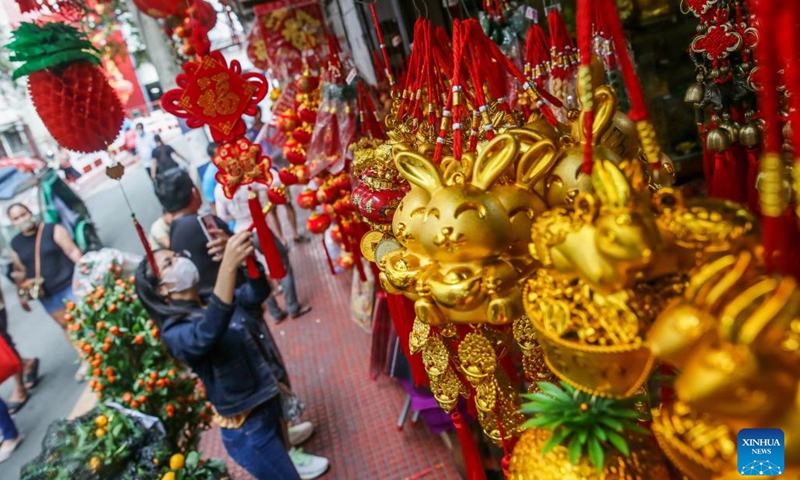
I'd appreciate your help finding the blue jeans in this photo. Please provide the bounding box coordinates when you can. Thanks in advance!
[220,398,300,480]
[41,285,75,315]
[0,398,19,441]
[265,236,301,318]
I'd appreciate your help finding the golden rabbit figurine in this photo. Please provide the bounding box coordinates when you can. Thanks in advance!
[649,249,800,478]
[393,134,524,325]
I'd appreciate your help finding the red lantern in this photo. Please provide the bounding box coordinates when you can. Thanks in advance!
[338,252,354,269]
[296,165,310,184]
[333,195,355,215]
[283,140,307,165]
[351,183,405,224]
[132,0,187,18]
[330,225,343,244]
[277,111,300,132]
[296,189,319,210]
[278,167,299,186]
[191,0,217,31]
[295,73,320,93]
[298,104,317,124]
[267,187,288,205]
[292,126,312,145]
[317,183,340,204]
[306,212,331,234]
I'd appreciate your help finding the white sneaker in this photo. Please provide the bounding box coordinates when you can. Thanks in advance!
[288,421,314,446]
[289,447,329,479]
[0,436,23,463]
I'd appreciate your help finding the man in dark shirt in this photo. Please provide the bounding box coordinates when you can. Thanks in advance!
[150,135,188,183]
[154,169,237,295]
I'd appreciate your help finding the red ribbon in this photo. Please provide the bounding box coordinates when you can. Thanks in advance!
[247,188,286,280]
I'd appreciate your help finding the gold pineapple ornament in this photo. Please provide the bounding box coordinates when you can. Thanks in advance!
[509,381,671,479]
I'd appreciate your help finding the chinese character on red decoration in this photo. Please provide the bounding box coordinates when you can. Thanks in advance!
[213,138,273,199]
[161,51,267,143]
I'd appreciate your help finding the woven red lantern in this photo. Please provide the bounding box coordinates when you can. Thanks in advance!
[338,252,354,269]
[283,140,307,166]
[267,186,288,205]
[330,225,343,244]
[277,111,300,132]
[292,125,313,145]
[132,0,187,18]
[296,189,319,210]
[161,51,267,143]
[316,183,340,204]
[296,165,310,184]
[278,167,299,186]
[7,23,124,153]
[296,72,320,93]
[306,212,331,234]
[298,104,318,124]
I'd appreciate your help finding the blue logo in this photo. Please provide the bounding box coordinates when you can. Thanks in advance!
[738,428,784,476]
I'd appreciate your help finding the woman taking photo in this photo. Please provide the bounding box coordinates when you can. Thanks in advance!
[134,231,328,479]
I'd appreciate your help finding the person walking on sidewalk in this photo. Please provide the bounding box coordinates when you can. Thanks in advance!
[213,182,311,322]
[134,232,329,480]
[0,288,39,414]
[7,204,86,379]
[0,397,23,463]
[150,135,189,183]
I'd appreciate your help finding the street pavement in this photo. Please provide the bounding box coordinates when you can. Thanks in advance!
[0,163,163,478]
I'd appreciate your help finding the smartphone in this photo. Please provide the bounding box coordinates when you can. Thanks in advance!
[198,214,218,242]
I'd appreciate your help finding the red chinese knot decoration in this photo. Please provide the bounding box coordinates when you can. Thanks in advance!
[213,138,273,199]
[161,51,267,143]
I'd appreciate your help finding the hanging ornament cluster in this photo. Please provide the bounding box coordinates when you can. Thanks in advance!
[273,67,318,187]
[6,22,124,153]
[130,0,215,59]
[245,0,325,83]
[683,0,760,210]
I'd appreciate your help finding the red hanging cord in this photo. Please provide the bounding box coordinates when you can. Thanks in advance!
[577,0,595,175]
[369,2,396,90]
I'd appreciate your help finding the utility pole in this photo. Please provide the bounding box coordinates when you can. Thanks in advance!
[124,0,180,91]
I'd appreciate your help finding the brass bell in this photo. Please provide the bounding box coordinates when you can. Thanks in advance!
[738,122,761,147]
[783,121,793,141]
[706,128,732,152]
[719,121,740,143]
[684,83,704,104]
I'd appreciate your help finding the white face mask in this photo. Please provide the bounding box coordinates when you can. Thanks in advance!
[161,256,199,293]
[18,217,36,233]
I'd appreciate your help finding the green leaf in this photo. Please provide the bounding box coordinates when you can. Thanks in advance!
[624,423,652,436]
[186,451,200,470]
[578,428,588,445]
[568,434,583,465]
[611,408,644,420]
[592,425,607,442]
[588,436,605,472]
[606,431,630,457]
[111,423,123,437]
[541,428,570,456]
[598,417,623,431]
[537,382,573,403]
[521,416,556,429]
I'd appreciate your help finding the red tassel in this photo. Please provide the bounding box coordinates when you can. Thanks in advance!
[322,236,336,275]
[245,257,260,279]
[452,411,487,480]
[247,188,286,279]
[132,216,159,277]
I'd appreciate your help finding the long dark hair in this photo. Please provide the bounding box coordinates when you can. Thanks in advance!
[134,253,195,327]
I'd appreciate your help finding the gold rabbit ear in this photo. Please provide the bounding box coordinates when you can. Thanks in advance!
[516,139,558,189]
[732,276,800,346]
[472,133,520,191]
[591,160,631,207]
[395,151,443,194]
[506,127,546,147]
[579,85,618,143]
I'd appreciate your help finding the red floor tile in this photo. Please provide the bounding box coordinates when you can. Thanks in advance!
[200,235,461,480]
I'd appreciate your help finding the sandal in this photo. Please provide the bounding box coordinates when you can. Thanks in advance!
[23,358,40,390]
[7,396,28,415]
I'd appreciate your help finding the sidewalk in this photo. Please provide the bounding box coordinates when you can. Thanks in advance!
[198,237,461,480]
